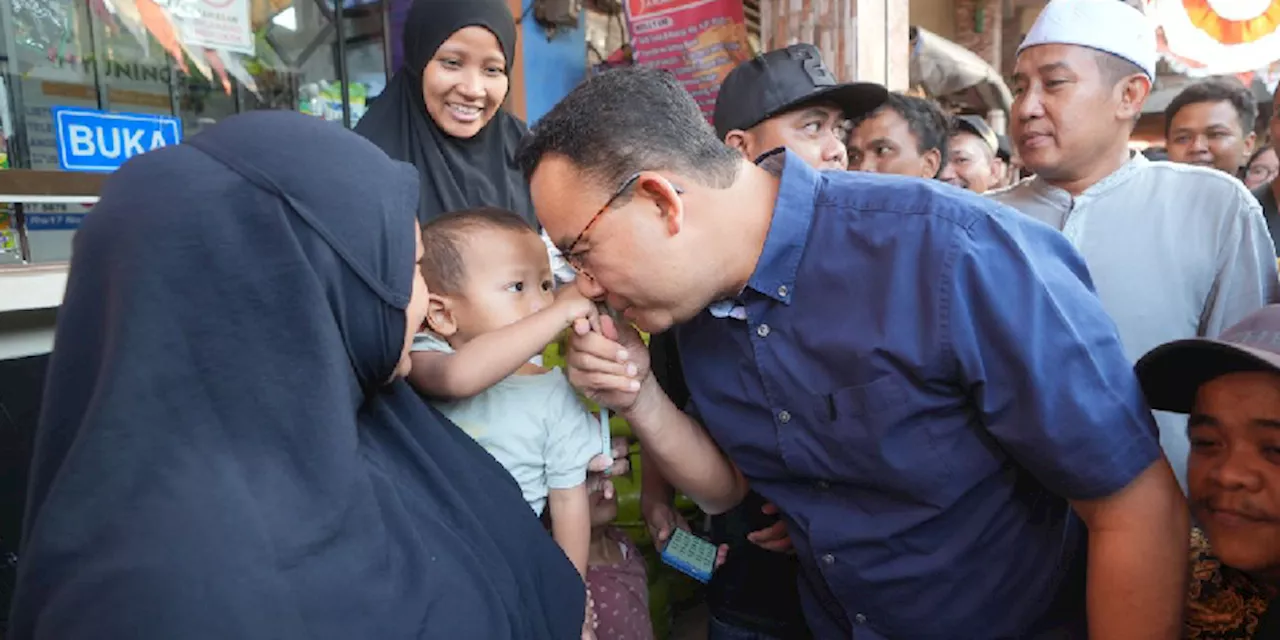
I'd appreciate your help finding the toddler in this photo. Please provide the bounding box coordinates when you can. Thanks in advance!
[585,476,654,640]
[408,207,602,635]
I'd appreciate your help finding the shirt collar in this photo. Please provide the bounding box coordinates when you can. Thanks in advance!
[745,148,819,304]
[1029,151,1147,205]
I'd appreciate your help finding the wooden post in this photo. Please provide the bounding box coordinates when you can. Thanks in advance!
[761,0,909,90]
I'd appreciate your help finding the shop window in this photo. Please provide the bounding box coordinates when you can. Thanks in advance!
[0,0,391,268]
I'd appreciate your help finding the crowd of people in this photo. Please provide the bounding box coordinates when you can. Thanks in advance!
[7,0,1280,638]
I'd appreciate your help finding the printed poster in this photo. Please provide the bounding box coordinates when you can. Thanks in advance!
[623,0,752,119]
[174,0,255,55]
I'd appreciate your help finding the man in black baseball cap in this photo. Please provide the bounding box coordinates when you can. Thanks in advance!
[712,43,887,171]
[1134,305,1280,637]
[939,114,1002,193]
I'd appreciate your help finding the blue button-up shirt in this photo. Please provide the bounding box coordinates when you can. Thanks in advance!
[674,151,1162,638]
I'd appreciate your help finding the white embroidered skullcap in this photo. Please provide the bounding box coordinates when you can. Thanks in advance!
[1017,0,1158,80]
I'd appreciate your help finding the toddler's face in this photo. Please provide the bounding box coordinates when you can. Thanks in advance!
[448,227,555,343]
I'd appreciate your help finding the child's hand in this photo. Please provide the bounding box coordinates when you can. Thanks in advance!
[554,284,598,325]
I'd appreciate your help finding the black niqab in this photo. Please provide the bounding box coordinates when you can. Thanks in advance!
[10,110,582,639]
[355,0,534,226]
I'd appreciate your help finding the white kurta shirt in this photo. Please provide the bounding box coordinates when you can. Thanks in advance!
[990,154,1280,488]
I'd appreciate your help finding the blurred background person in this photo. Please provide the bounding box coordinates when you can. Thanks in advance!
[939,114,1002,193]
[847,93,949,178]
[1244,145,1277,191]
[1164,77,1257,178]
[1251,85,1280,253]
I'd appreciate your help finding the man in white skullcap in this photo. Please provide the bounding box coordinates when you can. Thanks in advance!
[991,0,1280,490]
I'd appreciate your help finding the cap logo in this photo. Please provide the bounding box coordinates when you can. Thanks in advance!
[787,47,836,87]
[1224,329,1280,351]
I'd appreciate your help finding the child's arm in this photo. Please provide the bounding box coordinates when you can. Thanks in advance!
[408,287,595,400]
[548,484,591,577]
[544,370,611,578]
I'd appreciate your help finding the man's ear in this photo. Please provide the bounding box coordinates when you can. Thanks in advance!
[1117,75,1152,122]
[1243,131,1259,167]
[634,172,686,238]
[424,293,458,338]
[921,148,943,179]
[724,130,752,159]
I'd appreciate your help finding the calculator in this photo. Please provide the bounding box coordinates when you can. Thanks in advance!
[660,528,717,583]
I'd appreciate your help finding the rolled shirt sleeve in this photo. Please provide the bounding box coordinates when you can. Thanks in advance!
[947,213,1163,501]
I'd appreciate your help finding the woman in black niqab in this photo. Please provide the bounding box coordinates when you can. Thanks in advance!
[10,110,583,639]
[355,0,534,226]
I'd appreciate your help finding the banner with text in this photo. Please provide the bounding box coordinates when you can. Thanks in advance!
[624,0,752,119]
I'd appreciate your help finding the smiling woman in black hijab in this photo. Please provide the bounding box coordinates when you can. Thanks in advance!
[9,110,583,639]
[356,0,533,226]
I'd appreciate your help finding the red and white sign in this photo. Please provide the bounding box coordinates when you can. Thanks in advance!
[624,0,752,119]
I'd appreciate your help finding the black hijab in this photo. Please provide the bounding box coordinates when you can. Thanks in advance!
[355,0,534,226]
[10,110,582,639]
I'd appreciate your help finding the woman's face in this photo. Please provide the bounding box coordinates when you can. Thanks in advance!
[394,223,430,380]
[1245,147,1279,191]
[421,26,509,139]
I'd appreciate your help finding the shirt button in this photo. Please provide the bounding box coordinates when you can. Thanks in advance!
[756,324,770,337]
[777,285,788,297]
[822,554,835,565]
[855,613,867,624]
[778,410,791,424]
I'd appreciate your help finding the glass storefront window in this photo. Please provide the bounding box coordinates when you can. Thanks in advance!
[0,0,392,266]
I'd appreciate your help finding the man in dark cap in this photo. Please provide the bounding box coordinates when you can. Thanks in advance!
[710,43,887,171]
[1135,306,1280,637]
[645,43,886,640]
[939,114,1002,193]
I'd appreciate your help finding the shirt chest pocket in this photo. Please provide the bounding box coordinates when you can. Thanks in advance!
[792,376,952,497]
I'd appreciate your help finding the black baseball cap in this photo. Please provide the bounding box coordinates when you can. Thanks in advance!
[952,115,999,155]
[713,44,888,139]
[1136,305,1280,414]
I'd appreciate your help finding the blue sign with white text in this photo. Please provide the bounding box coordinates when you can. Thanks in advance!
[53,107,182,173]
[25,213,86,231]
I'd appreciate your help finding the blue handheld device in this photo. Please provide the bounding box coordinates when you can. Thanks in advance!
[660,528,717,583]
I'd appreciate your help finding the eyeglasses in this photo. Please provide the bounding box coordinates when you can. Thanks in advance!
[560,172,683,274]
[1246,164,1277,182]
[561,172,641,273]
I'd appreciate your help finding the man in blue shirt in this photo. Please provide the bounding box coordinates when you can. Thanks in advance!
[644,43,885,640]
[517,67,1188,639]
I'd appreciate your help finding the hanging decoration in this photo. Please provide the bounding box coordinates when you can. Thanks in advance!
[91,0,285,96]
[1145,0,1280,80]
